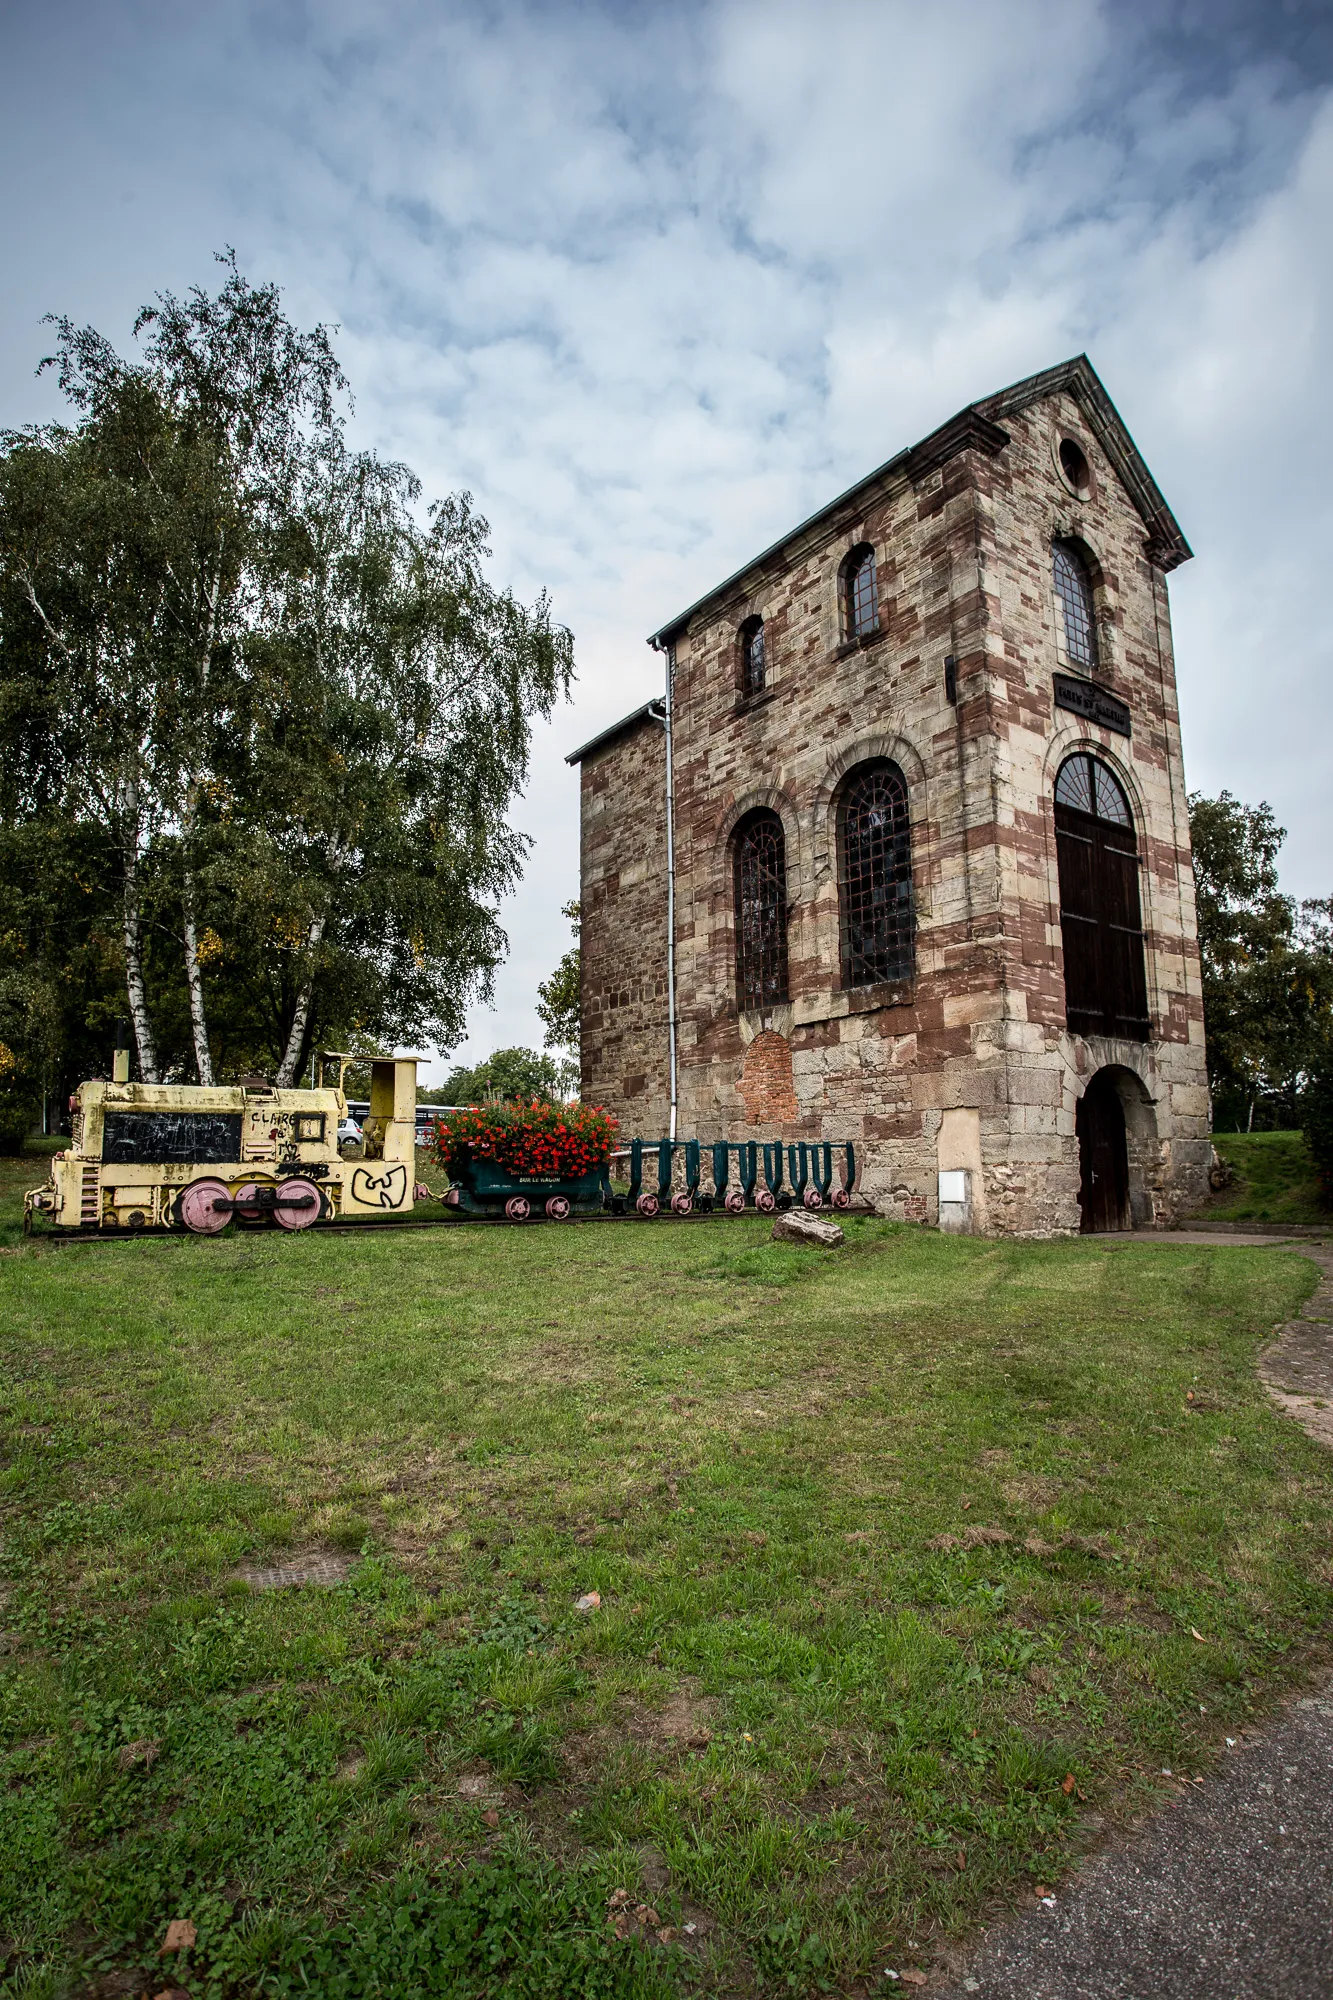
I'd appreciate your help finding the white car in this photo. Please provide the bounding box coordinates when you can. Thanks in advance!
[337,1116,362,1145]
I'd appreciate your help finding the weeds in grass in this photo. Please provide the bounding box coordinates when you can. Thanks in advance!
[0,1171,1330,1994]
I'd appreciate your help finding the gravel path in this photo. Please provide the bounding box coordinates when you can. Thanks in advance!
[937,1691,1333,1999]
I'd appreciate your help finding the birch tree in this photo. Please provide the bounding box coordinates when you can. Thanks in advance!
[38,254,345,1083]
[1,253,574,1087]
[0,393,179,1077]
[225,437,573,1085]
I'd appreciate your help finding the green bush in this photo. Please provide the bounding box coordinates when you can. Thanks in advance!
[1299,1057,1333,1207]
[438,1045,575,1106]
[0,1067,38,1154]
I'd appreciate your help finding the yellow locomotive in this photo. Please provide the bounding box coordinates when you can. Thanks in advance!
[25,1044,423,1235]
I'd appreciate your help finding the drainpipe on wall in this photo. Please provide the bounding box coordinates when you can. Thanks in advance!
[648,639,679,1142]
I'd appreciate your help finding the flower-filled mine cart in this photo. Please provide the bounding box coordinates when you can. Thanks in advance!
[433,1101,618,1221]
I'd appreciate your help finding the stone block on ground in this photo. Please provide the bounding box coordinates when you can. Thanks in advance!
[771,1209,845,1248]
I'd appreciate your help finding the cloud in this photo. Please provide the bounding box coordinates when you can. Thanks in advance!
[1,0,1330,1076]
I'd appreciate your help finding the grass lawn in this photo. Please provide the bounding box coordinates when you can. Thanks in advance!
[1205,1130,1327,1228]
[1,1148,1331,1997]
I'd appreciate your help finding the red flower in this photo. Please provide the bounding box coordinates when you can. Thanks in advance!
[434,1099,618,1180]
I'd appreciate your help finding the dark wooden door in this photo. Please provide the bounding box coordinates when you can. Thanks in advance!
[1077,1074,1129,1232]
[1054,756,1150,1041]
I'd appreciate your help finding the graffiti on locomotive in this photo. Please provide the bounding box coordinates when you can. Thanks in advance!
[24,1041,426,1235]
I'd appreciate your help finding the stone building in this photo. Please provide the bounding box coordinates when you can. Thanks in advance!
[567,357,1210,1234]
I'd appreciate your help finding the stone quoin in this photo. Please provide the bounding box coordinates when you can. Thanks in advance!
[567,357,1210,1235]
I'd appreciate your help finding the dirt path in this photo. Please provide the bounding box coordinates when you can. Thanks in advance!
[937,1236,1333,2000]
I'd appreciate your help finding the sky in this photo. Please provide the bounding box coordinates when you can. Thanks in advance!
[2,0,1331,1082]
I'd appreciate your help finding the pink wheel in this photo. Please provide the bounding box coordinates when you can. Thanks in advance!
[724,1189,746,1214]
[504,1196,531,1222]
[755,1188,776,1214]
[232,1180,268,1226]
[636,1192,659,1218]
[803,1188,824,1210]
[545,1195,571,1221]
[671,1191,693,1216]
[179,1177,231,1235]
[273,1177,322,1230]
[831,1187,851,1210]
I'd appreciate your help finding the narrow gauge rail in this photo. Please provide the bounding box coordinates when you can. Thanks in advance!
[38,1202,846,1248]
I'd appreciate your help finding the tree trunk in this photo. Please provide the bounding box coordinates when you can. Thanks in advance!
[182,860,215,1085]
[291,1009,319,1095]
[123,852,160,1083]
[275,914,326,1086]
[1247,1094,1256,1133]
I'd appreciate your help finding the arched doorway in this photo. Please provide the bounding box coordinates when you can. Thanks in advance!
[1077,1070,1130,1232]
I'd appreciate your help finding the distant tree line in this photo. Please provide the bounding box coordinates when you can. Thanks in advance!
[430,1044,576,1108]
[535,899,580,1085]
[416,900,581,1107]
[1188,790,1333,1198]
[0,253,573,1147]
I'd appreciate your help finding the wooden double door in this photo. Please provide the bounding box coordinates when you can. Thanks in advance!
[1054,753,1150,1042]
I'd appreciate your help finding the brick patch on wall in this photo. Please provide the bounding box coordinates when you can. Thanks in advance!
[737,1031,799,1125]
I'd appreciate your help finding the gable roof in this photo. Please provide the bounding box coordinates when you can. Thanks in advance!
[646,353,1190,647]
[565,698,662,766]
[973,355,1191,573]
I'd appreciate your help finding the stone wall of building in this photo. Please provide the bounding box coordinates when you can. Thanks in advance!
[577,712,672,1135]
[963,385,1211,1230]
[575,366,1211,1233]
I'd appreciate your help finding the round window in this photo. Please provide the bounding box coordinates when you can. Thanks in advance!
[1058,436,1093,499]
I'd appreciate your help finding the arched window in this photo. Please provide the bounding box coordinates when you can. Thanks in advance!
[734,810,789,1011]
[838,761,914,987]
[844,544,879,640]
[739,616,765,697]
[1052,541,1098,671]
[1054,753,1149,1041]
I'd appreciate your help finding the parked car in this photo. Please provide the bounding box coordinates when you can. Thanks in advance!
[337,1116,362,1146]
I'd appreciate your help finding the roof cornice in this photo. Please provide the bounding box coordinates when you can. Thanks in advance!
[565,698,662,766]
[902,406,1011,480]
[646,354,1190,646]
[973,353,1191,572]
[646,410,1010,647]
